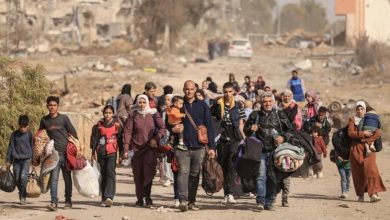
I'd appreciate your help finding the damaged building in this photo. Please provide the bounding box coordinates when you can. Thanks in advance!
[0,0,142,54]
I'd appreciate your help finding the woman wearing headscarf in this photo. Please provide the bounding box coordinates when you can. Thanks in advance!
[122,94,166,207]
[348,101,385,202]
[302,89,323,122]
[280,89,302,131]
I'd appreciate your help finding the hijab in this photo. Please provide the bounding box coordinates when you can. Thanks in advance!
[354,100,366,125]
[133,94,157,115]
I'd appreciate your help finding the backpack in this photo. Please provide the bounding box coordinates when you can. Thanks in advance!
[202,155,224,195]
[331,126,352,160]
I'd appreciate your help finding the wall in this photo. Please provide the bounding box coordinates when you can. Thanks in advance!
[365,0,390,44]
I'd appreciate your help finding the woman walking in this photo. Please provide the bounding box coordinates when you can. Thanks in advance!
[348,101,386,202]
[91,105,121,207]
[122,94,166,207]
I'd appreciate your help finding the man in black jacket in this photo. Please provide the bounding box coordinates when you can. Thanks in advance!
[211,82,246,204]
[244,92,293,211]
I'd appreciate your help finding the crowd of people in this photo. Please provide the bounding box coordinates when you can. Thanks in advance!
[4,70,386,212]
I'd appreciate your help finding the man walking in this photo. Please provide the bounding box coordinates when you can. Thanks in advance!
[171,80,216,212]
[244,92,293,210]
[211,82,246,204]
[39,96,78,211]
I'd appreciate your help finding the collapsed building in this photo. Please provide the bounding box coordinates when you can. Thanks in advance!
[0,0,142,53]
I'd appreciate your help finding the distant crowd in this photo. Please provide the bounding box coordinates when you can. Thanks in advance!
[3,70,385,213]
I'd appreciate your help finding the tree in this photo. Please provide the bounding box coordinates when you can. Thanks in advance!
[0,57,50,163]
[236,0,276,35]
[280,0,328,33]
[135,0,214,50]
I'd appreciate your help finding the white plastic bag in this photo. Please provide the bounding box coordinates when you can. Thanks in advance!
[90,160,101,195]
[72,161,99,198]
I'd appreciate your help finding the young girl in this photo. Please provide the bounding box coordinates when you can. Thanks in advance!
[91,105,121,207]
[311,126,327,178]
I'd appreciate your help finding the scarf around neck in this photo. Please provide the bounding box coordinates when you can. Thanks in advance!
[218,96,235,119]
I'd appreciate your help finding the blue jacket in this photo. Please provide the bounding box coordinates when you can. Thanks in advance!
[7,130,33,163]
[178,99,216,149]
[363,112,381,129]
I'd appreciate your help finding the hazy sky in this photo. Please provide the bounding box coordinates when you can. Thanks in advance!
[276,0,345,22]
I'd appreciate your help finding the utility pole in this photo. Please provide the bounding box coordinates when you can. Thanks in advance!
[5,0,11,55]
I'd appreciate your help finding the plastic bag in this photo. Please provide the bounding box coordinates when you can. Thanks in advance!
[26,171,41,198]
[90,160,101,195]
[0,169,16,192]
[73,161,99,198]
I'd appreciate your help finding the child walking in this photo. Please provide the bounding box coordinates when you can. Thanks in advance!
[311,126,327,178]
[166,96,186,150]
[6,115,33,205]
[91,105,121,207]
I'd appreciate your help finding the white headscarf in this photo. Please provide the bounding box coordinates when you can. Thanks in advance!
[133,94,157,115]
[354,100,367,125]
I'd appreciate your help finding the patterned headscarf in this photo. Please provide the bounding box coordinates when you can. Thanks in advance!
[133,94,157,115]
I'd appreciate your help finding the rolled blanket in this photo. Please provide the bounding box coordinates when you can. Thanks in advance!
[274,143,305,172]
[33,130,50,166]
[39,149,59,193]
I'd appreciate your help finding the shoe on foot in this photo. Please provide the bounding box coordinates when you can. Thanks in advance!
[135,200,144,207]
[174,199,180,208]
[145,197,153,207]
[282,201,289,207]
[47,203,58,211]
[264,205,274,211]
[339,193,348,199]
[318,172,323,178]
[100,202,106,207]
[105,198,113,207]
[357,195,364,202]
[20,199,27,205]
[188,202,200,211]
[257,204,264,210]
[163,179,171,187]
[179,201,188,212]
[370,194,381,203]
[223,194,237,204]
[64,202,72,210]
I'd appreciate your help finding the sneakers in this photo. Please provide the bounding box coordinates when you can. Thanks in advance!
[64,202,72,210]
[173,199,180,208]
[317,172,323,178]
[105,198,114,207]
[163,179,171,187]
[257,204,264,210]
[188,202,200,211]
[47,203,58,211]
[282,201,289,207]
[20,198,27,205]
[223,194,237,204]
[179,201,188,212]
[357,195,364,202]
[339,193,348,199]
[100,202,106,207]
[264,205,274,211]
[370,194,381,203]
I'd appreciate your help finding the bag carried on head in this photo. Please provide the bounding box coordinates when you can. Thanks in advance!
[26,171,41,198]
[202,153,224,195]
[0,169,16,192]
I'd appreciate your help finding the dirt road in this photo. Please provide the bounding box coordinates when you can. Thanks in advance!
[1,146,389,220]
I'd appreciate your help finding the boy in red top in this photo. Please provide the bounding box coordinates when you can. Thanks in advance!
[167,96,186,150]
[311,125,327,178]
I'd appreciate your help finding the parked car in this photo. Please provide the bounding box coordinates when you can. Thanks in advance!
[228,39,253,59]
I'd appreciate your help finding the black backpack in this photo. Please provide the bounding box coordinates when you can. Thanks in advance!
[332,126,352,160]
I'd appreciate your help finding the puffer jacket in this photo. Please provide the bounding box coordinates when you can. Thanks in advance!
[244,108,294,152]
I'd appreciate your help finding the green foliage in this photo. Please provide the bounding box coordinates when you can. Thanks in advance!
[237,0,276,35]
[0,57,50,163]
[280,0,328,33]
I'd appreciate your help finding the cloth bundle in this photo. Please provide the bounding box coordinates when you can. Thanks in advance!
[274,143,305,172]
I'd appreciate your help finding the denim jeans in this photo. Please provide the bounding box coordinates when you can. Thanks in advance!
[175,147,205,202]
[217,139,239,196]
[98,154,116,201]
[256,152,271,205]
[50,153,72,204]
[13,159,30,200]
[173,171,179,199]
[338,167,351,193]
